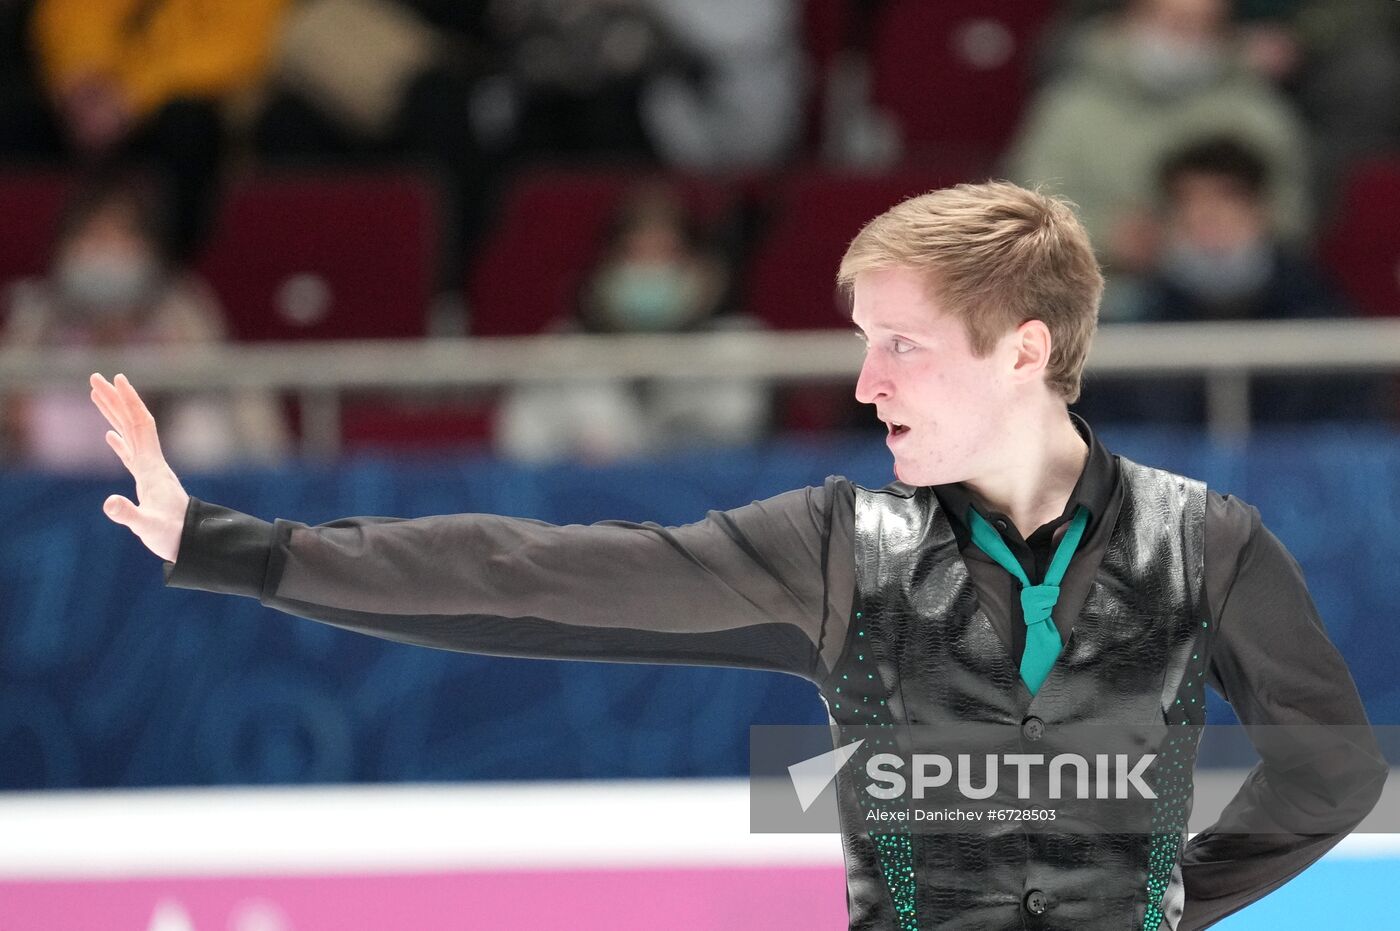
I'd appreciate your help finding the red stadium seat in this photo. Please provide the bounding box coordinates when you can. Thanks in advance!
[868,0,1055,160]
[744,164,981,331]
[0,172,73,293]
[1319,158,1400,317]
[467,167,736,336]
[197,173,437,341]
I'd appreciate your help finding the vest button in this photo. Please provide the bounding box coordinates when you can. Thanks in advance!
[1021,716,1045,741]
[1024,889,1049,915]
[994,518,1008,531]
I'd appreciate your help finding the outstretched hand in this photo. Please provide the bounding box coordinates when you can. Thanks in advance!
[89,373,189,562]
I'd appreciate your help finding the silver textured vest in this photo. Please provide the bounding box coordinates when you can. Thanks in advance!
[824,458,1210,930]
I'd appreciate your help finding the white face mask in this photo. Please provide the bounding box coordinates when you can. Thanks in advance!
[1160,238,1273,305]
[57,252,160,313]
[1126,29,1225,96]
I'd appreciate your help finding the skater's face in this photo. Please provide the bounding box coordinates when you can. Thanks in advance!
[852,266,1020,487]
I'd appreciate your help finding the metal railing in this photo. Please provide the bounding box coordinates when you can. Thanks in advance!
[2,319,1398,456]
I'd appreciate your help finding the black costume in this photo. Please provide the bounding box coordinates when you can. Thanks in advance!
[164,416,1385,930]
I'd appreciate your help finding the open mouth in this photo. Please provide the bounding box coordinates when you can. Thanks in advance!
[888,422,910,437]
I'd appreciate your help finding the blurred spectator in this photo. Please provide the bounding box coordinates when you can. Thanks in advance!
[1006,0,1311,296]
[1076,135,1376,424]
[495,183,768,462]
[27,0,290,261]
[255,0,503,288]
[1035,0,1306,89]
[1,180,291,471]
[256,0,704,291]
[638,0,806,170]
[1031,0,1124,84]
[489,0,700,163]
[0,0,62,162]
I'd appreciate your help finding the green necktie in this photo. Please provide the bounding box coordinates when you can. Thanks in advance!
[967,505,1089,696]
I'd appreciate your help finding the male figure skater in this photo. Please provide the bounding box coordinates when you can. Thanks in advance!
[91,182,1385,930]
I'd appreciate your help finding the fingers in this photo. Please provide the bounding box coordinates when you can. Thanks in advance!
[94,374,164,541]
[91,385,125,437]
[102,494,138,528]
[112,372,162,454]
[90,373,126,431]
[113,373,153,425]
[89,372,141,442]
[105,429,134,470]
[91,372,146,427]
[93,373,163,484]
[90,372,121,407]
[92,372,164,460]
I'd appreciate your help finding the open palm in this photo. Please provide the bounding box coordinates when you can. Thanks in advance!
[89,372,190,562]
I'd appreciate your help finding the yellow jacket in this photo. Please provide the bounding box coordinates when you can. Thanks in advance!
[32,0,291,117]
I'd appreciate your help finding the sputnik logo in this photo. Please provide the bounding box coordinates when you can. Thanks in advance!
[787,739,866,811]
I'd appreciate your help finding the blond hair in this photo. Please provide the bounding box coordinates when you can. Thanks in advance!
[838,181,1103,402]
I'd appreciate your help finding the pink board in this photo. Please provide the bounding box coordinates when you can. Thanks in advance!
[0,865,847,930]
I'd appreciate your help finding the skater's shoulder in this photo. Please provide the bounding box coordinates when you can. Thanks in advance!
[1204,488,1263,542]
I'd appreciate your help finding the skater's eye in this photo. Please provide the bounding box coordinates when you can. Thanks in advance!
[892,338,916,354]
